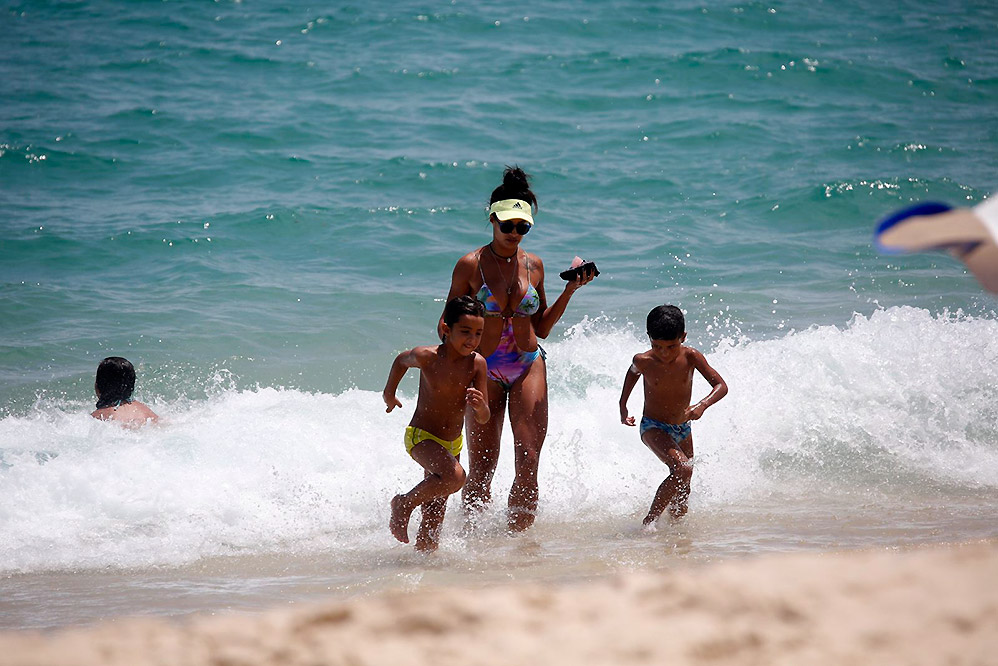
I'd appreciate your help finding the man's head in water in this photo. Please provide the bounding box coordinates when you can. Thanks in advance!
[95,356,136,409]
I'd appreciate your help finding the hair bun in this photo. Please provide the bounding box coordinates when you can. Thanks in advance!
[502,166,531,190]
[490,165,537,211]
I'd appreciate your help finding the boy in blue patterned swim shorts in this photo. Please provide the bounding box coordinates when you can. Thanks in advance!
[618,305,728,526]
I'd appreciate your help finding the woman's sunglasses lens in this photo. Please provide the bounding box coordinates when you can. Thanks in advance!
[498,221,532,235]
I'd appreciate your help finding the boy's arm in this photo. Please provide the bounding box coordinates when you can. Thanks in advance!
[383,348,420,412]
[686,349,728,421]
[466,354,491,424]
[619,358,642,426]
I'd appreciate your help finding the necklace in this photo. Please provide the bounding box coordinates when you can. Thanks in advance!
[488,241,516,263]
[487,244,519,296]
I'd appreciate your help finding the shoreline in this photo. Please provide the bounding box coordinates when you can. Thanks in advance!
[1,540,995,666]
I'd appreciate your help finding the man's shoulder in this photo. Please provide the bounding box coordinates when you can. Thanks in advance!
[92,402,158,425]
[131,401,159,418]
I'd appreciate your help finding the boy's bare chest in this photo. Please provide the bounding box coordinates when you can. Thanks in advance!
[422,358,475,392]
[644,363,694,391]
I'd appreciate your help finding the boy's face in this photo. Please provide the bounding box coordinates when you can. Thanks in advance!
[650,333,686,361]
[444,314,485,356]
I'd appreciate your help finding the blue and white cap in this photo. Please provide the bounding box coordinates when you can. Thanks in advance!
[875,193,998,293]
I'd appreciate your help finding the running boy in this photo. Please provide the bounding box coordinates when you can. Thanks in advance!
[384,295,490,551]
[618,305,727,525]
[91,356,159,426]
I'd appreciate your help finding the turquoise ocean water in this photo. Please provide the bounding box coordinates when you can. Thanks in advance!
[2,0,997,628]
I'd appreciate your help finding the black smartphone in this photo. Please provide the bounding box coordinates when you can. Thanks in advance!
[560,261,600,281]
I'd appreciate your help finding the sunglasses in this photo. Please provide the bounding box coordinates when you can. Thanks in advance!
[498,220,532,235]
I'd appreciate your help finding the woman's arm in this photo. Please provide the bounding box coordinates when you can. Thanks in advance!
[437,253,478,340]
[531,256,595,339]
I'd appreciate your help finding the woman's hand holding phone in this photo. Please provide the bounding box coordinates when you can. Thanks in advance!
[560,256,600,281]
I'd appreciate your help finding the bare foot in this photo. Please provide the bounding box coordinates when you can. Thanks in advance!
[389,495,412,543]
[507,508,536,533]
[459,495,489,536]
[641,519,658,533]
[414,537,439,553]
[669,502,688,520]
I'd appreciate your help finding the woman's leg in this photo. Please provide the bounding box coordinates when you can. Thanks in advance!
[461,379,507,515]
[506,355,548,532]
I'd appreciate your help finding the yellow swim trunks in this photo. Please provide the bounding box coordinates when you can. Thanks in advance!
[404,426,463,458]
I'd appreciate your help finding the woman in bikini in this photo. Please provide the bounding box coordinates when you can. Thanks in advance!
[439,166,594,532]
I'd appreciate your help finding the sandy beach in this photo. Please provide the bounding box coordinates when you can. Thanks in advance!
[2,540,995,666]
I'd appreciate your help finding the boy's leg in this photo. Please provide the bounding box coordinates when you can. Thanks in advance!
[507,355,548,532]
[462,382,507,515]
[669,433,695,519]
[641,430,694,524]
[390,441,466,544]
[415,495,448,552]
[415,451,463,551]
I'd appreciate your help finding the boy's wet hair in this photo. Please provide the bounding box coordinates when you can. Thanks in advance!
[443,295,485,326]
[647,305,685,340]
[95,356,136,408]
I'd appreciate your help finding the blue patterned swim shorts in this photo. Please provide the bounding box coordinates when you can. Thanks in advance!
[639,416,691,445]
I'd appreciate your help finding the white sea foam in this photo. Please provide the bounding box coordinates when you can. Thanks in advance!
[2,306,997,574]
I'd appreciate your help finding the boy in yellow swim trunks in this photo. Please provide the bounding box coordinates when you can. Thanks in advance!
[383,295,490,551]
